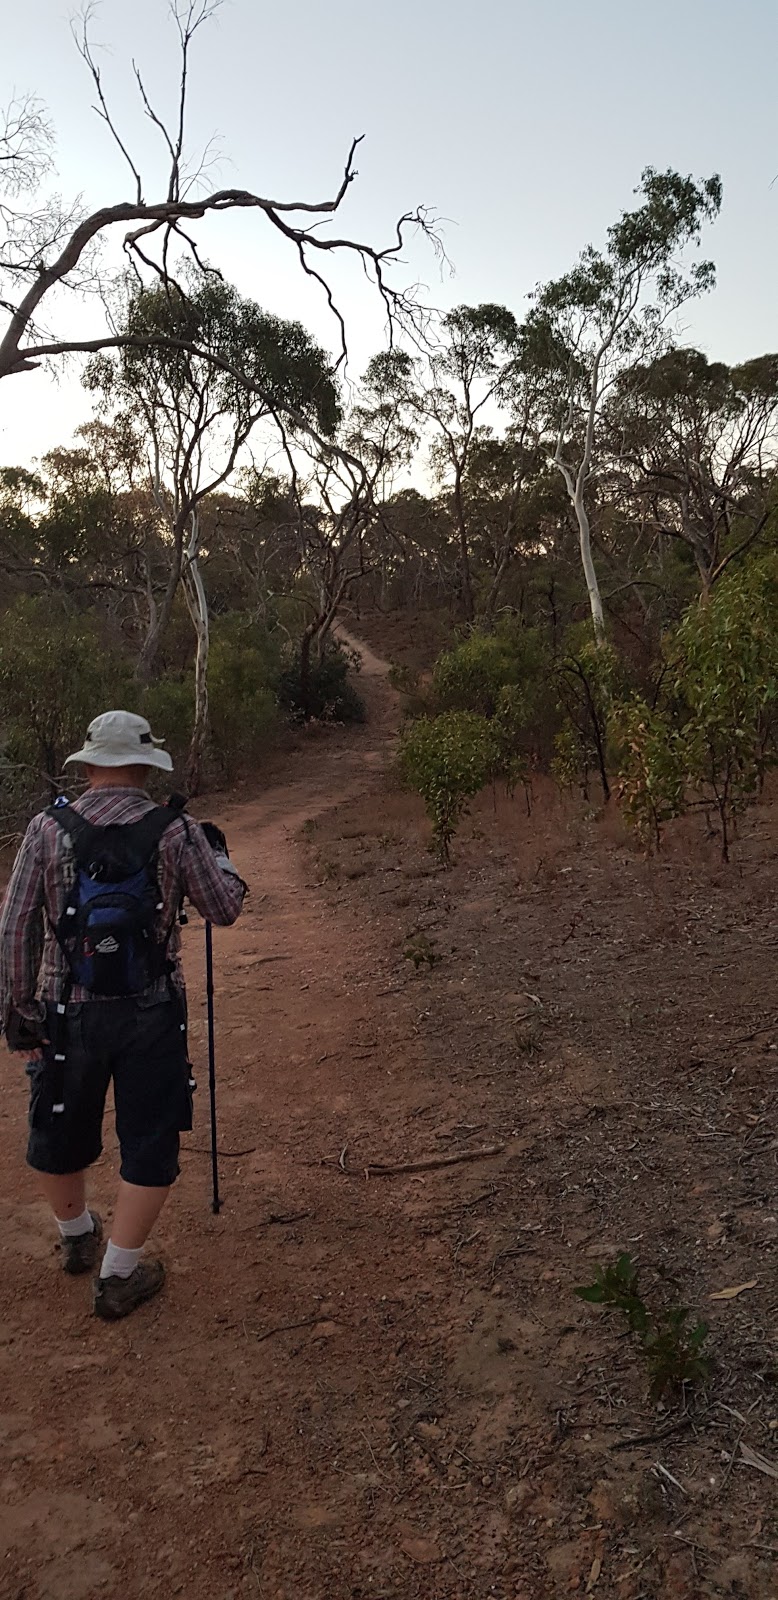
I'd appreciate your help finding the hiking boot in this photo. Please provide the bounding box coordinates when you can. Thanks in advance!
[93,1259,165,1321]
[59,1211,104,1277]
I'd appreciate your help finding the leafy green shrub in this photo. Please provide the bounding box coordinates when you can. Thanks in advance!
[140,678,194,777]
[551,721,586,793]
[278,641,365,724]
[671,559,778,858]
[388,661,420,697]
[554,632,628,802]
[142,615,282,784]
[433,631,514,716]
[208,615,280,778]
[576,1253,710,1402]
[398,710,498,861]
[404,933,441,969]
[433,623,549,718]
[0,597,130,826]
[610,559,778,856]
[609,699,685,849]
[388,660,429,720]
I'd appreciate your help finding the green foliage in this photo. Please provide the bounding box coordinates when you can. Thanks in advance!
[433,624,548,720]
[433,631,513,716]
[278,642,365,725]
[551,722,584,791]
[430,625,554,788]
[575,1253,649,1335]
[610,699,685,849]
[387,659,431,721]
[208,615,280,779]
[139,678,195,774]
[403,933,441,970]
[576,1253,710,1402]
[491,684,532,794]
[526,168,722,398]
[398,710,498,861]
[611,560,778,855]
[642,1309,711,1403]
[554,632,627,801]
[143,613,282,783]
[88,275,341,440]
[0,597,130,823]
[673,559,778,845]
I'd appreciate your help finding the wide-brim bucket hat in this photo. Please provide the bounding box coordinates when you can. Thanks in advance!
[65,710,174,772]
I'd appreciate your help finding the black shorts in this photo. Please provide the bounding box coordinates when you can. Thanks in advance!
[26,998,193,1188]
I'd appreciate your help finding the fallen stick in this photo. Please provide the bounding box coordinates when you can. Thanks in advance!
[739,1441,778,1480]
[611,1416,691,1452]
[187,1145,257,1158]
[260,1211,312,1227]
[255,1315,322,1345]
[342,1143,506,1178]
[729,1018,778,1045]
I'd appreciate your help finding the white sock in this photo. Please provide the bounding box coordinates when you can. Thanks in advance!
[100,1240,142,1280]
[56,1208,94,1240]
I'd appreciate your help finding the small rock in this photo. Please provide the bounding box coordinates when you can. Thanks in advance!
[416,1421,442,1442]
[400,1536,442,1565]
[505,1480,534,1517]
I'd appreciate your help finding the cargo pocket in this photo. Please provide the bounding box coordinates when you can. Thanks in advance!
[25,1060,52,1130]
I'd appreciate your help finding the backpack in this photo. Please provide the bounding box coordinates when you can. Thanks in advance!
[48,800,182,998]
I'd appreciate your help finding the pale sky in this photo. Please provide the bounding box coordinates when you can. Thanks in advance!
[1,0,776,469]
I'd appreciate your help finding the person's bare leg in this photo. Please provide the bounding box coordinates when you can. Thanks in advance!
[110,1180,170,1249]
[37,1170,87,1222]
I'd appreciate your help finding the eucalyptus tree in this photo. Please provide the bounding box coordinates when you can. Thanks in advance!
[371,308,519,620]
[607,347,778,596]
[87,275,338,790]
[522,167,722,639]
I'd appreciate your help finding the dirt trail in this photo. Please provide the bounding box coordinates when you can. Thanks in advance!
[0,638,501,1600]
[5,633,776,1598]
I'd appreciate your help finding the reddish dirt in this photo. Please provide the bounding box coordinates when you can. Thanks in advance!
[2,632,778,1599]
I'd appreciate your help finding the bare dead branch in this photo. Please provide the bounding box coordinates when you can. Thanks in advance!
[72,9,144,206]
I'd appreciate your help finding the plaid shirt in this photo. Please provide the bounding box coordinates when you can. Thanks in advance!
[0,787,245,1030]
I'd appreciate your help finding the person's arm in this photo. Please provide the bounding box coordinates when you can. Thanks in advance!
[179,817,247,927]
[0,816,46,1046]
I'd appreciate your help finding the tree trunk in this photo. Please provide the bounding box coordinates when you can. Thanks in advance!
[573,486,606,642]
[182,520,210,796]
[482,550,511,623]
[298,622,318,721]
[453,470,475,623]
[135,519,186,684]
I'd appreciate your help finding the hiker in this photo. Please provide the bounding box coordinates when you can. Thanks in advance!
[0,711,246,1320]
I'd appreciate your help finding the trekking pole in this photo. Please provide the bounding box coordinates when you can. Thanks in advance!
[205,920,221,1214]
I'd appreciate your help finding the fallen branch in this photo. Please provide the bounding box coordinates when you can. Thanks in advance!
[260,1211,312,1227]
[611,1415,692,1452]
[653,1461,687,1495]
[729,1019,778,1045]
[187,1144,257,1157]
[254,1315,324,1345]
[342,1144,506,1178]
[739,1441,778,1480]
